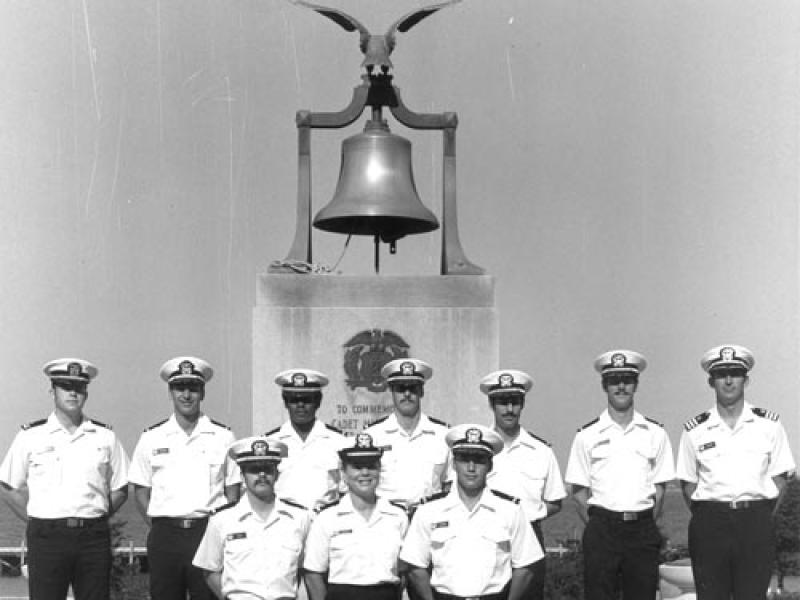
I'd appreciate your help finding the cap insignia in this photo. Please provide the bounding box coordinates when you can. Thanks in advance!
[180,360,195,375]
[720,347,735,362]
[355,433,373,449]
[465,427,482,444]
[611,353,626,368]
[67,362,83,377]
[499,373,514,388]
[292,373,307,387]
[251,440,268,456]
[400,361,415,376]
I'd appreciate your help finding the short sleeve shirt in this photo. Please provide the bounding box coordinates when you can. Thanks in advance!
[193,495,311,600]
[304,495,408,585]
[128,414,237,517]
[400,487,543,596]
[677,402,796,501]
[565,409,675,511]
[267,420,347,510]
[0,413,129,518]
[487,428,567,522]
[364,413,450,505]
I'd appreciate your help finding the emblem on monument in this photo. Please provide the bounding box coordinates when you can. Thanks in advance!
[343,329,410,392]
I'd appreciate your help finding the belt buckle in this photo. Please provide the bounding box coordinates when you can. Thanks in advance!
[66,518,82,528]
[179,519,194,529]
[729,500,748,510]
[622,512,638,522]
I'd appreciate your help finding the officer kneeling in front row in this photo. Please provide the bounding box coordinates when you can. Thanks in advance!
[193,436,312,600]
[400,424,543,600]
[304,433,409,600]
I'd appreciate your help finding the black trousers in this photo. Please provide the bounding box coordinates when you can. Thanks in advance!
[147,518,213,600]
[26,517,111,600]
[326,583,399,600]
[689,500,775,600]
[530,520,546,600]
[582,508,661,600]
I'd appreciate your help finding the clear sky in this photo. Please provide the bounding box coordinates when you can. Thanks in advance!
[0,1,798,468]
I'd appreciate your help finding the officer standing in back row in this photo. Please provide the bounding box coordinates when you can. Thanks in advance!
[264,368,348,511]
[364,358,450,511]
[0,358,129,600]
[480,369,566,600]
[677,345,795,600]
[565,350,674,600]
[129,356,239,600]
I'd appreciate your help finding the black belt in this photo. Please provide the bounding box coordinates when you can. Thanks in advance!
[692,499,774,511]
[30,516,107,528]
[152,516,209,529]
[588,506,653,522]
[434,589,507,600]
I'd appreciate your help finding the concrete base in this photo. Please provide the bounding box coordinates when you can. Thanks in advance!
[253,274,499,435]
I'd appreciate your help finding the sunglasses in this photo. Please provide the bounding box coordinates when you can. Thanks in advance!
[604,375,638,386]
[54,381,88,394]
[491,394,523,405]
[241,463,276,475]
[710,368,747,379]
[169,382,204,393]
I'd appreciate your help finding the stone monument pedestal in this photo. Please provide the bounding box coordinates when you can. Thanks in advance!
[252,274,498,435]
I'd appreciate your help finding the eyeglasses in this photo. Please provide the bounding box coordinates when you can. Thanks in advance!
[710,368,747,379]
[604,375,638,386]
[54,381,88,394]
[241,463,276,475]
[284,394,318,405]
[391,383,422,394]
[491,394,523,406]
[169,382,203,393]
[453,452,491,465]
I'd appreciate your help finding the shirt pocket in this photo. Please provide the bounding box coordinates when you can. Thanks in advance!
[28,449,60,487]
[589,443,611,462]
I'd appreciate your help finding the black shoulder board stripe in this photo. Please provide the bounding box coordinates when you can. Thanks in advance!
[89,419,112,430]
[418,491,448,505]
[325,423,343,434]
[578,417,599,432]
[491,489,521,504]
[263,426,281,436]
[21,418,47,431]
[752,407,779,421]
[210,500,237,516]
[281,498,309,511]
[389,500,408,512]
[210,419,231,430]
[683,411,710,432]
[526,430,551,446]
[644,417,664,428]
[366,415,389,428]
[428,416,449,427]
[315,499,340,513]
[145,418,169,432]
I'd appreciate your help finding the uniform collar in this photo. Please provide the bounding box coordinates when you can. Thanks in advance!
[279,418,329,441]
[493,426,535,451]
[708,401,755,427]
[46,412,97,434]
[333,494,395,518]
[597,409,648,432]
[440,485,497,513]
[383,412,436,437]
[165,413,213,435]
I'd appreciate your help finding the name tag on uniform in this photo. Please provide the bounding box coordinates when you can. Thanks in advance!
[153,448,170,455]
[594,439,610,447]
[699,442,716,452]
[38,446,55,454]
[379,445,392,451]
[432,521,449,529]
[226,532,247,541]
[332,529,353,537]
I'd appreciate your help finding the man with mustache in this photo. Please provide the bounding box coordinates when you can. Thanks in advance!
[193,436,311,600]
[304,433,409,600]
[677,345,795,599]
[129,356,239,600]
[364,358,450,512]
[480,369,566,600]
[565,350,674,600]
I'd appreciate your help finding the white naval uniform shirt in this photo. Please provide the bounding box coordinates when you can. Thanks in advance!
[0,413,129,518]
[193,495,311,600]
[400,487,543,596]
[677,401,796,501]
[565,409,675,512]
[304,495,409,585]
[128,414,238,517]
[487,428,567,522]
[266,420,347,510]
[364,413,449,505]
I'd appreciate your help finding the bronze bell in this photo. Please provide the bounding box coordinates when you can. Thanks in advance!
[313,119,439,244]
